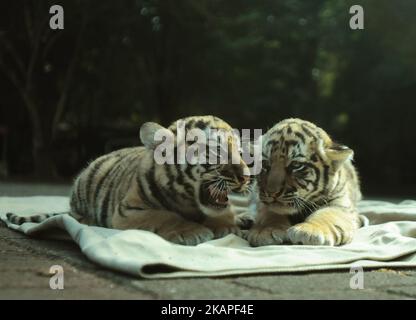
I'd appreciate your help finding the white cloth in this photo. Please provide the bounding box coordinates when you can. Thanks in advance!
[1,196,416,279]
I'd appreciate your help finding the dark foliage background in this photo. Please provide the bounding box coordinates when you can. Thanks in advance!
[0,0,415,196]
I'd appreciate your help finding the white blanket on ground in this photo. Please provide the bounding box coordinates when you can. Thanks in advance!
[1,196,416,279]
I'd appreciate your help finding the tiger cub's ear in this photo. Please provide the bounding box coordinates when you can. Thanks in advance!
[326,143,353,169]
[140,122,174,150]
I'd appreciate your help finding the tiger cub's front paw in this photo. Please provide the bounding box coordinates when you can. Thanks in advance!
[211,225,243,239]
[235,212,255,230]
[160,224,214,246]
[246,227,287,247]
[287,222,339,246]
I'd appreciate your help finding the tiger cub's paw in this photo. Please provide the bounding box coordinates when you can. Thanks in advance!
[210,225,243,239]
[160,225,214,246]
[287,222,337,246]
[235,212,255,230]
[246,227,287,247]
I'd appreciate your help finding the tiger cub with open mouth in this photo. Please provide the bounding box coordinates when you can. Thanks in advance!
[247,118,362,246]
[7,116,252,245]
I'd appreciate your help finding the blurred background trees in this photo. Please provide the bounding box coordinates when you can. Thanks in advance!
[0,0,415,196]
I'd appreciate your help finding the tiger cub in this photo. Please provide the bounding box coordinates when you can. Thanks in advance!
[7,116,251,245]
[247,118,362,246]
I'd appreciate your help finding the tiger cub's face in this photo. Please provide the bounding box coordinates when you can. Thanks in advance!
[141,115,251,216]
[259,118,353,215]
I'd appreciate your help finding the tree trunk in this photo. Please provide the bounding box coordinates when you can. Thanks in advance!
[32,136,55,179]
[22,93,56,179]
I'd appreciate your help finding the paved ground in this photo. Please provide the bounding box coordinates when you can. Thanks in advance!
[0,182,415,300]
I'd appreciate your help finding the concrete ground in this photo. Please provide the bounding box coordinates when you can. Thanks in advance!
[0,182,415,300]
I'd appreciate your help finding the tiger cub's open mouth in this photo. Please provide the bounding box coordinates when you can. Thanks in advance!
[200,182,229,209]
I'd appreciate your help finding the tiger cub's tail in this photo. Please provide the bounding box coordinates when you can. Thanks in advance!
[5,212,70,225]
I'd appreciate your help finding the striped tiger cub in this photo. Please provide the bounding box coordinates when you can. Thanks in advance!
[247,118,362,246]
[7,115,252,245]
